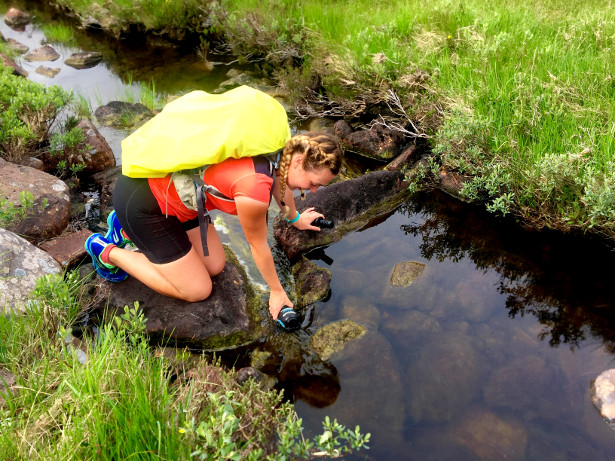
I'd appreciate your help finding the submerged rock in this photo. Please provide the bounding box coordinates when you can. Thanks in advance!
[323,330,406,458]
[591,368,615,427]
[381,309,442,349]
[35,65,61,78]
[310,319,366,361]
[341,295,381,329]
[390,260,425,286]
[291,256,331,308]
[406,333,481,423]
[274,170,409,259]
[452,407,527,461]
[90,246,267,351]
[0,228,62,315]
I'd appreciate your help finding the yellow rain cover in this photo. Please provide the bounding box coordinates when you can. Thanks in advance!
[121,85,291,178]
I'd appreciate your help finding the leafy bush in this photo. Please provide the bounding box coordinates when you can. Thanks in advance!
[0,65,72,162]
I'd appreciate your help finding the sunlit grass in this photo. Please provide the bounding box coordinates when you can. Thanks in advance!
[47,0,615,232]
[0,273,369,459]
[220,0,615,232]
[41,22,77,46]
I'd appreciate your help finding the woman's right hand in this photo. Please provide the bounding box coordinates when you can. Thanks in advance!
[269,289,293,320]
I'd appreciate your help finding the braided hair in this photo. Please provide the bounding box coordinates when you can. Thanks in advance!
[277,131,343,216]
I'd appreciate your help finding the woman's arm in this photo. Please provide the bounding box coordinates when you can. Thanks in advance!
[235,196,292,319]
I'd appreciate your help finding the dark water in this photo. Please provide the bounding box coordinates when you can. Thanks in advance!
[4,4,615,460]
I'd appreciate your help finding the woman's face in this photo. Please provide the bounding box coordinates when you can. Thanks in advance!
[287,154,336,193]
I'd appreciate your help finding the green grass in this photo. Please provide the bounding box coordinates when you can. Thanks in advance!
[46,0,615,234]
[41,22,77,46]
[0,273,369,459]
[216,0,615,234]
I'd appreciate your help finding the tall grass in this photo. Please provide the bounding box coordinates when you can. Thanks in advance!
[41,22,77,46]
[47,0,615,232]
[218,0,615,234]
[0,273,369,459]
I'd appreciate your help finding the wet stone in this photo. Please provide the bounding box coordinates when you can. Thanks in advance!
[24,45,60,62]
[381,309,442,349]
[3,7,31,27]
[310,319,367,361]
[274,170,409,259]
[7,38,28,54]
[390,260,425,287]
[36,65,61,78]
[291,256,331,308]
[452,407,527,461]
[341,295,381,329]
[65,51,103,69]
[591,368,615,427]
[94,101,153,128]
[406,333,481,423]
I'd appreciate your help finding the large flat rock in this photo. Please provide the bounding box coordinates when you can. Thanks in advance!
[90,246,267,350]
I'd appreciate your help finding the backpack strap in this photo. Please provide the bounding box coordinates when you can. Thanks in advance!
[189,153,280,256]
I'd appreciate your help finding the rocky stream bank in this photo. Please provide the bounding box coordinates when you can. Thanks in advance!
[3,5,615,439]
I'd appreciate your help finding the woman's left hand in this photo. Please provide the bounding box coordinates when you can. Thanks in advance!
[292,207,324,231]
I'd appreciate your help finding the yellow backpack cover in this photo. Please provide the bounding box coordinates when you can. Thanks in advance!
[121,85,291,178]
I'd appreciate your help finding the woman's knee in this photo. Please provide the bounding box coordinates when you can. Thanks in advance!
[180,282,212,302]
[208,258,226,277]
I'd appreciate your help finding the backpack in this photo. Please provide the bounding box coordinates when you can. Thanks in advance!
[120,85,291,178]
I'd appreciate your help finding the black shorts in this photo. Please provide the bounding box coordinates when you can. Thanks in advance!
[113,175,200,264]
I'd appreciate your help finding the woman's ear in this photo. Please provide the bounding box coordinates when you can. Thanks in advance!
[292,154,303,169]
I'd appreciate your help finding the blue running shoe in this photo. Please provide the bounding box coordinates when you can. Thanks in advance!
[105,210,131,248]
[85,233,128,282]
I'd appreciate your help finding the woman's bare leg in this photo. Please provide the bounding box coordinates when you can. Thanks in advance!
[186,224,226,276]
[107,245,213,302]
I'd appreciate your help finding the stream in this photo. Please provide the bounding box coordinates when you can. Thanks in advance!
[3,3,615,459]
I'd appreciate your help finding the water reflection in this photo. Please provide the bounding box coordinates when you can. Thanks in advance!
[400,190,615,353]
[293,190,615,460]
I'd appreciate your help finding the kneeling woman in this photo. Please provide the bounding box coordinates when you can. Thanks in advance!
[85,132,342,321]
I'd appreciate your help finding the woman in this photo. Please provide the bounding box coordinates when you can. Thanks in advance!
[85,132,343,322]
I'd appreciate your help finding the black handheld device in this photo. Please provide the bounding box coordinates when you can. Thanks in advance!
[311,217,334,229]
[277,306,301,331]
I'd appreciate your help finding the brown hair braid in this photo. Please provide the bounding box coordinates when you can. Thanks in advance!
[277,131,343,216]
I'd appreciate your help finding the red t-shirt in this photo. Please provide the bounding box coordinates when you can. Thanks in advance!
[148,157,273,222]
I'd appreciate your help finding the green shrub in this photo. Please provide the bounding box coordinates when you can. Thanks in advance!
[0,65,72,162]
[0,191,48,228]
